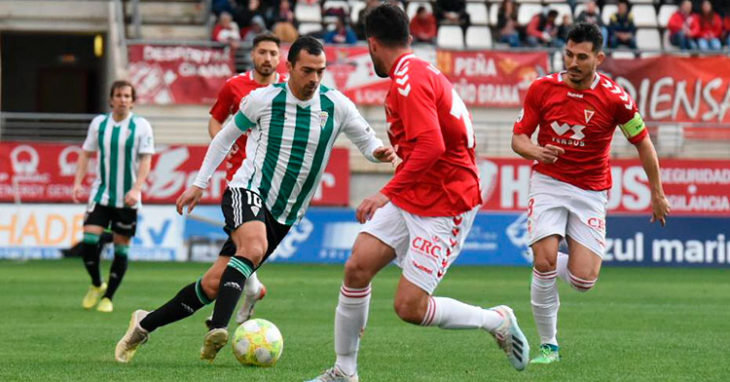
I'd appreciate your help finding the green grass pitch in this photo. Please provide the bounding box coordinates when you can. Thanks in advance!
[1,259,727,381]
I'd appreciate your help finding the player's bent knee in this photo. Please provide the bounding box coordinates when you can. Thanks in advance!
[533,256,557,272]
[236,241,267,266]
[343,258,374,288]
[393,296,426,325]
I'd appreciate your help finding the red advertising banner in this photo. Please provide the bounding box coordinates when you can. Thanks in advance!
[478,158,730,215]
[436,51,549,107]
[601,56,730,123]
[277,45,391,105]
[0,142,349,206]
[127,45,234,105]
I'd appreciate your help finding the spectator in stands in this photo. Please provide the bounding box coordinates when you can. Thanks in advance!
[496,0,520,47]
[213,0,236,17]
[608,0,637,49]
[576,1,607,47]
[410,6,437,43]
[356,0,381,40]
[557,14,573,44]
[690,0,723,51]
[213,12,242,49]
[270,0,297,43]
[243,15,271,45]
[435,0,470,29]
[668,0,696,50]
[526,9,561,47]
[234,0,264,30]
[324,16,358,44]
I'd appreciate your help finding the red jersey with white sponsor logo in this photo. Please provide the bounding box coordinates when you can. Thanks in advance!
[209,71,284,181]
[513,71,648,191]
[382,53,481,217]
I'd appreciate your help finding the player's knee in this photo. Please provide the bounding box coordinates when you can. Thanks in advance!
[236,239,267,266]
[567,270,597,293]
[533,256,557,273]
[393,297,425,325]
[343,258,374,288]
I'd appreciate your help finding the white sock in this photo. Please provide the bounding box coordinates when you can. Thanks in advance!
[334,284,371,376]
[556,252,570,284]
[244,271,262,297]
[421,296,504,332]
[568,271,597,292]
[531,268,559,346]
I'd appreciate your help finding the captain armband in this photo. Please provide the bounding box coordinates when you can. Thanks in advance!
[618,112,645,139]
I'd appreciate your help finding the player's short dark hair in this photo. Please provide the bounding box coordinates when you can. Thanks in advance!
[364,3,410,47]
[567,22,604,53]
[109,80,136,101]
[253,33,280,48]
[287,36,324,65]
[547,9,559,18]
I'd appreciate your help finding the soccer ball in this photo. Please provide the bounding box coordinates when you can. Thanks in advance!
[231,318,284,367]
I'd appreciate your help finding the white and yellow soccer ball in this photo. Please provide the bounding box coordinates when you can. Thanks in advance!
[232,318,284,367]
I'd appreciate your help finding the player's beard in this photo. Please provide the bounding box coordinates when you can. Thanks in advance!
[370,52,389,78]
[255,62,275,78]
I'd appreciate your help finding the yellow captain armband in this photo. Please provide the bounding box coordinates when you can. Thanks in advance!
[619,112,645,139]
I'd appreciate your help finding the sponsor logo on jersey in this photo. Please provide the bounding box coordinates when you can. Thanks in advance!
[587,217,606,232]
[550,121,587,146]
[567,92,584,99]
[411,236,443,258]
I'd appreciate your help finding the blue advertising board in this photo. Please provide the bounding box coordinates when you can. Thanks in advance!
[185,207,730,267]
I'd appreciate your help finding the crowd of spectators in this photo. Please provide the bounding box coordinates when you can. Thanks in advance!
[209,0,730,53]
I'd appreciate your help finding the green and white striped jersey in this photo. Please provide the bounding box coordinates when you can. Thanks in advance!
[194,82,383,225]
[82,113,155,209]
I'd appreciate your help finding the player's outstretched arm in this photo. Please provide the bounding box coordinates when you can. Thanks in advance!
[372,146,396,164]
[635,136,670,226]
[511,133,565,164]
[177,120,244,215]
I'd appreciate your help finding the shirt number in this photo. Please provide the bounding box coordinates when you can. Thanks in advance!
[449,89,475,149]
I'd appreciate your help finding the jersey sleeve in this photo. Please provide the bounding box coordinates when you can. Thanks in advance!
[209,81,234,123]
[338,94,382,162]
[513,81,541,136]
[82,115,104,152]
[381,76,446,197]
[137,118,156,155]
[193,119,244,189]
[232,89,264,132]
[614,90,647,144]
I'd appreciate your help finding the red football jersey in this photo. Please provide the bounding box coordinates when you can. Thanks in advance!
[513,71,648,191]
[382,53,481,217]
[209,71,284,181]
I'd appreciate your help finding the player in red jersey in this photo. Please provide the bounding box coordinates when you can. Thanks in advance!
[512,23,670,364]
[308,5,529,381]
[206,33,285,326]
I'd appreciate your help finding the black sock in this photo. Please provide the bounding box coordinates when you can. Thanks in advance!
[103,246,129,300]
[210,256,253,329]
[80,233,102,287]
[140,279,213,332]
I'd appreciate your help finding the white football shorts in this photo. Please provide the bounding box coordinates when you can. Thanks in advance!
[527,171,608,258]
[361,202,479,294]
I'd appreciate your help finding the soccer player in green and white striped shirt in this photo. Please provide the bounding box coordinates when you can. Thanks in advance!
[115,36,395,364]
[73,80,155,314]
